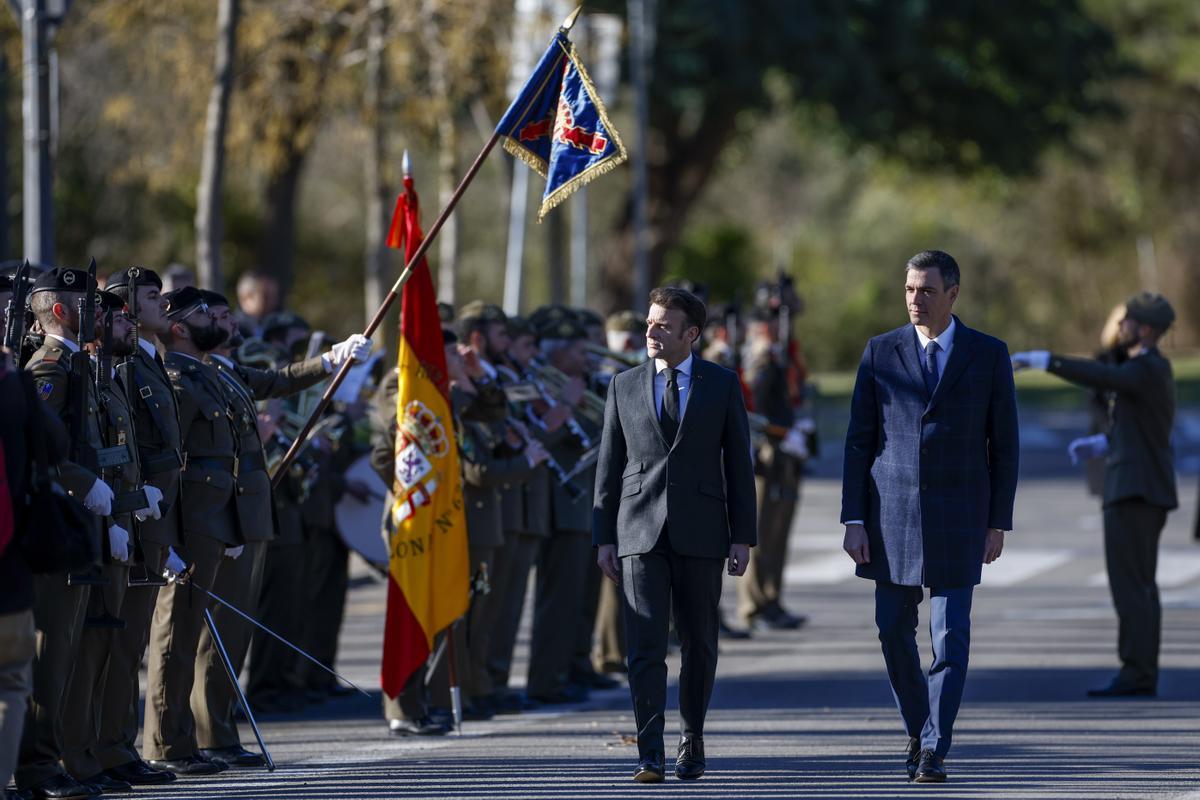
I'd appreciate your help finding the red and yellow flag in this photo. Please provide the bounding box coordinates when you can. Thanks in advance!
[380,173,469,697]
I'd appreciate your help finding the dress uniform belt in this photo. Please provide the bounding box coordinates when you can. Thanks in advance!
[236,450,268,475]
[140,448,184,476]
[184,456,239,476]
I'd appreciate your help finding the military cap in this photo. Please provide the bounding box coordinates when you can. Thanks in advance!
[507,315,533,338]
[1125,292,1175,330]
[441,327,459,345]
[30,267,92,295]
[437,302,455,323]
[575,308,604,329]
[97,290,125,312]
[104,266,163,291]
[605,309,644,336]
[163,286,209,320]
[199,289,231,308]
[458,300,507,324]
[261,310,310,339]
[528,304,569,332]
[540,317,587,342]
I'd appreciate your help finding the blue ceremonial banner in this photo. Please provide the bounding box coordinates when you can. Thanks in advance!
[496,28,627,220]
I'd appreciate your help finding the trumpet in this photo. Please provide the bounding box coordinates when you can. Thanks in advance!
[505,420,584,500]
[584,342,644,369]
[536,363,606,425]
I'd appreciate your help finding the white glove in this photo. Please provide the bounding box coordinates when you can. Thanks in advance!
[134,484,165,522]
[779,425,810,459]
[108,524,131,562]
[1011,350,1050,371]
[83,478,115,516]
[1068,433,1109,465]
[224,545,245,559]
[164,547,187,577]
[325,334,371,368]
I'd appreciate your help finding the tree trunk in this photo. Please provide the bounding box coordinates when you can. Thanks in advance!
[195,0,239,291]
[421,0,458,306]
[362,0,389,325]
[257,151,305,299]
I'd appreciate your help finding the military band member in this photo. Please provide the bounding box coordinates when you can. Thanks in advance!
[17,268,114,799]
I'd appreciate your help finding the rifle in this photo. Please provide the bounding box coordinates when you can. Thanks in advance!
[3,260,31,358]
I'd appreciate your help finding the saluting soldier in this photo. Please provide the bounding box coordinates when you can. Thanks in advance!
[737,307,807,631]
[17,268,115,800]
[92,267,184,788]
[61,290,166,794]
[191,292,368,763]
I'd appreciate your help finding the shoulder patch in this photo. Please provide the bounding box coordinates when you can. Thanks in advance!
[37,382,54,400]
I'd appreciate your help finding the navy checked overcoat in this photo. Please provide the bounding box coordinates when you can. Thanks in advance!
[840,318,1019,587]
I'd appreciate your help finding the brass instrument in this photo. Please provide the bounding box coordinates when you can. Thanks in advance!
[536,363,605,425]
[747,412,788,439]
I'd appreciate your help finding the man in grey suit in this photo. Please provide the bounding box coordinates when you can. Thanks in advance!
[593,286,757,783]
[842,250,1019,783]
[1013,292,1176,698]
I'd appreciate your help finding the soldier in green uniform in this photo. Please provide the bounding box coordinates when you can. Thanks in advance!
[61,290,166,794]
[1014,292,1178,697]
[737,307,806,631]
[526,318,599,704]
[17,268,114,799]
[192,292,363,763]
[92,267,184,788]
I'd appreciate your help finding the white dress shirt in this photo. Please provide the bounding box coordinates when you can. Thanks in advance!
[914,317,956,381]
[45,333,80,354]
[654,352,694,421]
[138,337,160,360]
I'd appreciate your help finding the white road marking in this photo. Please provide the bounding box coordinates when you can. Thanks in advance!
[981,548,1073,586]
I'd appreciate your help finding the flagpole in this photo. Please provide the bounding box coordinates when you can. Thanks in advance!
[270,6,584,487]
[271,132,500,487]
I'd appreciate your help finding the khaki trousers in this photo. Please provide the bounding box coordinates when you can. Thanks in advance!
[485,532,540,692]
[15,574,89,789]
[62,562,129,780]
[142,534,226,761]
[192,540,267,750]
[527,531,589,696]
[738,456,802,622]
[93,543,165,770]
[0,609,35,790]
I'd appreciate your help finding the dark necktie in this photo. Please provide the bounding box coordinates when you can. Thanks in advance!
[660,368,680,442]
[923,341,941,397]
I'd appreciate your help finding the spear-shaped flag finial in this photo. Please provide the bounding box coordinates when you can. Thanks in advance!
[402,149,411,179]
[560,6,583,32]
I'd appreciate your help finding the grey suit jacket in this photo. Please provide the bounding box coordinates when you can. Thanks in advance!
[592,356,757,559]
[1049,348,1177,511]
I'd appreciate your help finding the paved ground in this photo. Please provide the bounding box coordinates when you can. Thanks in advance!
[129,477,1200,799]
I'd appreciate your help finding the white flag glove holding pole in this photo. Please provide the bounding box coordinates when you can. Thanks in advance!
[225,545,245,559]
[164,548,187,579]
[1011,351,1050,371]
[83,478,115,516]
[134,485,165,522]
[324,335,371,371]
[108,524,131,562]
[1068,433,1109,465]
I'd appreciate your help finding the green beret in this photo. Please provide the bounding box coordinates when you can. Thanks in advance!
[542,318,586,342]
[1125,292,1175,330]
[507,315,532,338]
[574,308,604,329]
[458,300,507,324]
[605,309,643,335]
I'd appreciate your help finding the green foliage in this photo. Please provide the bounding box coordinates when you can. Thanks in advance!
[662,224,759,304]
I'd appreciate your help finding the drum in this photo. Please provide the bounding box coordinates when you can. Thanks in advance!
[335,455,390,571]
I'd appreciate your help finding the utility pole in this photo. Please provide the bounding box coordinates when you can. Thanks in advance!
[11,0,68,264]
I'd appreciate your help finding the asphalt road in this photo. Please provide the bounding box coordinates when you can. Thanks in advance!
[123,477,1200,799]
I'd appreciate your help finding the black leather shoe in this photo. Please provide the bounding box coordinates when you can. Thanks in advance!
[905,737,921,780]
[633,753,665,783]
[491,691,539,715]
[753,608,808,631]
[1086,681,1156,698]
[105,760,176,785]
[146,754,227,775]
[80,771,131,792]
[913,749,947,783]
[428,707,454,729]
[389,716,450,736]
[675,735,706,780]
[462,697,495,721]
[200,746,265,768]
[26,775,98,799]
[719,616,752,640]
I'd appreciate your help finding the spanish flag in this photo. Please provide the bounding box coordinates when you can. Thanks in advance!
[380,173,469,697]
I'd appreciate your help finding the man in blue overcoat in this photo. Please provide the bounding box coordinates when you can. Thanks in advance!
[841,250,1019,783]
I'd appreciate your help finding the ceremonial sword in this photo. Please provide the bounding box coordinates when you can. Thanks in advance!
[167,566,373,699]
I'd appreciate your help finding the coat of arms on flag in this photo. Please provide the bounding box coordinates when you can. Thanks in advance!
[495,27,628,219]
